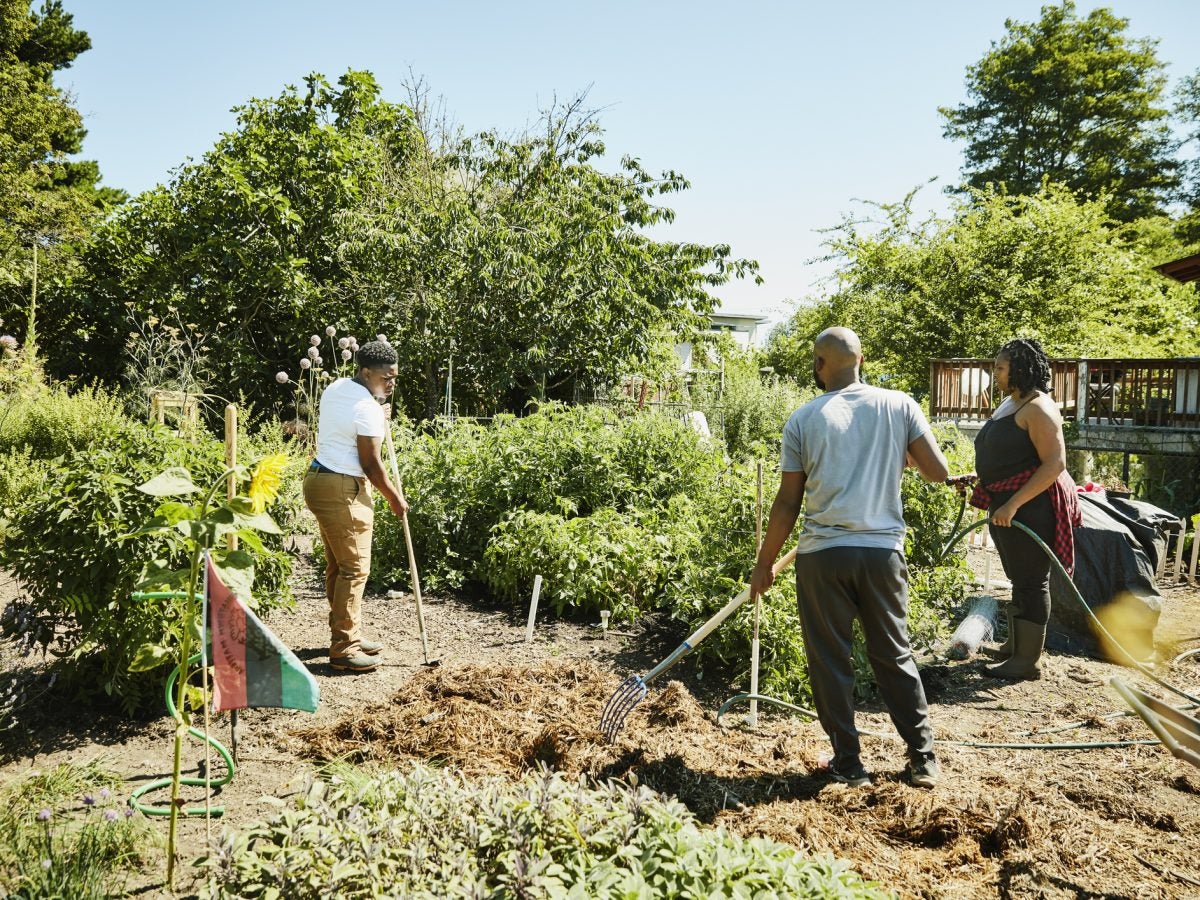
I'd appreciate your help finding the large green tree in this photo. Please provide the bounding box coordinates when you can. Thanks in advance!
[340,93,758,417]
[0,0,123,345]
[940,2,1178,222]
[61,71,416,399]
[1173,68,1200,244]
[765,184,1199,392]
[63,74,757,417]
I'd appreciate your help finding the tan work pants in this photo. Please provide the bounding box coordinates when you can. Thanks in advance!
[302,470,374,658]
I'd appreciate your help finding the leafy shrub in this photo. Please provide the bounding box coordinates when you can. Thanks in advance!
[374,404,724,593]
[377,406,971,705]
[0,447,54,537]
[693,352,816,460]
[0,417,296,712]
[482,508,664,621]
[0,384,130,460]
[199,764,886,899]
[0,760,156,899]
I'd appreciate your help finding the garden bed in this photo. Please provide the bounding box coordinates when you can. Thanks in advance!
[3,547,1200,898]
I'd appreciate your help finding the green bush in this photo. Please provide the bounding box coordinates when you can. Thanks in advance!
[374,404,725,593]
[482,508,664,621]
[199,764,886,899]
[0,385,130,460]
[0,417,296,713]
[375,406,971,706]
[693,353,816,460]
[0,760,157,899]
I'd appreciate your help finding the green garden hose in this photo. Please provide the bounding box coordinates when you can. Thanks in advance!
[128,652,235,818]
[940,509,1200,708]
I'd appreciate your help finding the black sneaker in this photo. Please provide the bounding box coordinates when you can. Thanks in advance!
[908,755,939,788]
[828,760,871,787]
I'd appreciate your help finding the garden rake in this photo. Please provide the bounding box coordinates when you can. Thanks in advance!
[383,423,436,666]
[600,547,798,742]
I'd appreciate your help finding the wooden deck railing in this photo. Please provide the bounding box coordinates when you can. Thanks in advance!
[929,357,1200,428]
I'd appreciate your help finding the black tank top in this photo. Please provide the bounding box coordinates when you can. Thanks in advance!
[974,413,1041,483]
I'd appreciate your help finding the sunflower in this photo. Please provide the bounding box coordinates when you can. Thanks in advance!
[247,453,289,513]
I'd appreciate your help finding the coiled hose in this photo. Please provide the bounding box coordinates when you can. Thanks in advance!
[128,653,235,817]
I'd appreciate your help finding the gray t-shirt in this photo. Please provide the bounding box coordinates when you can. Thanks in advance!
[781,382,930,554]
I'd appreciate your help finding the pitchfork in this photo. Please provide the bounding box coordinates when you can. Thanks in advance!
[600,547,798,742]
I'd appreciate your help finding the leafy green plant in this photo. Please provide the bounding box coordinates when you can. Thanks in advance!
[198,764,886,899]
[0,760,156,899]
[374,404,725,593]
[0,419,295,713]
[0,383,129,460]
[376,405,970,705]
[692,350,816,461]
[124,451,288,890]
[482,508,663,621]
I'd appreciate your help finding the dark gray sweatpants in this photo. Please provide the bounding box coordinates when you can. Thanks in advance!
[795,546,934,769]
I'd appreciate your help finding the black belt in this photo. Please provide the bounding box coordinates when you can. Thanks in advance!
[309,460,342,475]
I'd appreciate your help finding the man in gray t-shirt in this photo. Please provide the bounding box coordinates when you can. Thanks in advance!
[751,327,949,789]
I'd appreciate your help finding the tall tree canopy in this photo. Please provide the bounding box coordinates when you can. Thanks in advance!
[765,184,1198,392]
[60,72,757,417]
[0,0,123,341]
[1173,68,1200,244]
[940,2,1177,222]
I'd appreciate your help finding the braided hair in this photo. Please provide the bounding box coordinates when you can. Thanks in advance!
[998,338,1051,396]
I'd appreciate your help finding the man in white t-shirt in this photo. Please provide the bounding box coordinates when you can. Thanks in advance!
[750,327,949,788]
[303,340,408,673]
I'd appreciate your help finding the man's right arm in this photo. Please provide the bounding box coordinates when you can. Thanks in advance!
[906,430,950,483]
[749,470,806,598]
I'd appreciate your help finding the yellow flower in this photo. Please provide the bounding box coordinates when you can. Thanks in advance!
[247,453,288,513]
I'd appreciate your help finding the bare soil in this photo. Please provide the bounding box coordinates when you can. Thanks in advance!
[2,543,1199,899]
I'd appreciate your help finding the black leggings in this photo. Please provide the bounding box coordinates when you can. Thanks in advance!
[988,490,1055,626]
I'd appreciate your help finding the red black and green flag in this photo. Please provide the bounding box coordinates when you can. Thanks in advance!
[206,555,319,713]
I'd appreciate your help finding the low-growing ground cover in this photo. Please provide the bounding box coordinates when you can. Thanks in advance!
[199,763,886,899]
[0,759,158,898]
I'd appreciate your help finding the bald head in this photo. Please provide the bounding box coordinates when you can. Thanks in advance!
[815,327,861,362]
[813,327,863,390]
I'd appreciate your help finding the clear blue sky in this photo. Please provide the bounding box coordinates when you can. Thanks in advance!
[63,1,1200,328]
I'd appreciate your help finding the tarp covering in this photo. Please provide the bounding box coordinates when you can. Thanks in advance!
[1047,493,1179,660]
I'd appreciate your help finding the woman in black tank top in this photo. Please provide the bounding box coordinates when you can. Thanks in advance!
[956,339,1071,681]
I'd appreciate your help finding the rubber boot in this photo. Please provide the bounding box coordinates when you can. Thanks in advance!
[981,605,1014,659]
[983,618,1045,681]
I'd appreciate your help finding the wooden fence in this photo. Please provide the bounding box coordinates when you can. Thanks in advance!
[930,357,1200,428]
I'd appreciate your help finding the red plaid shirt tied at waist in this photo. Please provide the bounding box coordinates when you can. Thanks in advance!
[969,468,1081,576]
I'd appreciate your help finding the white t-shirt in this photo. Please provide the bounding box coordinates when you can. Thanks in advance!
[781,382,930,553]
[314,378,387,477]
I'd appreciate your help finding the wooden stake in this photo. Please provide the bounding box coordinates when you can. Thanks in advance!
[223,404,238,764]
[526,575,543,644]
[1189,521,1200,587]
[1171,522,1186,584]
[749,461,763,728]
[225,405,239,552]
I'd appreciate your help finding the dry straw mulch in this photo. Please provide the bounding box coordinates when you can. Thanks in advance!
[298,660,1200,899]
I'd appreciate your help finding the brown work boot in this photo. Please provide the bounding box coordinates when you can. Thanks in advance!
[330,652,378,673]
[983,618,1045,681]
[359,639,384,656]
